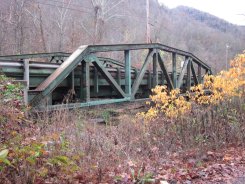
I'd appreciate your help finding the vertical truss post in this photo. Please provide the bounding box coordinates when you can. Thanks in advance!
[131,49,154,98]
[172,53,177,88]
[85,62,90,102]
[92,56,126,98]
[93,67,99,95]
[158,53,173,90]
[198,64,202,84]
[116,67,121,87]
[153,50,158,87]
[190,61,198,86]
[206,69,210,75]
[187,57,191,90]
[69,70,75,100]
[160,71,164,85]
[124,50,131,96]
[80,61,90,102]
[134,68,138,80]
[79,63,83,99]
[71,70,75,92]
[177,57,189,89]
[148,70,152,89]
[23,59,29,105]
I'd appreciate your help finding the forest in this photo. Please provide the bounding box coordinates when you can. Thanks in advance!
[0,0,245,72]
[0,0,245,183]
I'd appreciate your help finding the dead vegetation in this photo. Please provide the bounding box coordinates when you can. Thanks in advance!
[0,51,245,183]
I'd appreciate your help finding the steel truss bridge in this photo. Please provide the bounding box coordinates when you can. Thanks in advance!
[0,43,212,110]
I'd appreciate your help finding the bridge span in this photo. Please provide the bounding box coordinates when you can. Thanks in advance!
[0,43,212,110]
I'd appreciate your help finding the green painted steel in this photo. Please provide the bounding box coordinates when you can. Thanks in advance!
[0,43,212,110]
[0,44,211,71]
[0,52,70,60]
[198,64,202,83]
[172,53,177,88]
[85,62,90,102]
[187,58,192,90]
[116,68,121,87]
[43,97,131,111]
[92,56,126,98]
[177,57,189,89]
[158,54,174,90]
[131,49,155,98]
[152,51,158,87]
[93,68,99,95]
[147,71,152,89]
[191,61,199,85]
[31,46,89,106]
[124,50,131,96]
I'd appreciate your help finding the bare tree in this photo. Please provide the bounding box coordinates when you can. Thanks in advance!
[55,0,72,51]
[0,13,7,54]
[86,0,125,44]
[8,0,28,54]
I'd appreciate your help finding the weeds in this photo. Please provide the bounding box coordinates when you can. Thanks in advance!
[0,51,245,183]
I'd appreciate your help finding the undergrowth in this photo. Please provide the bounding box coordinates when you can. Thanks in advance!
[0,51,244,183]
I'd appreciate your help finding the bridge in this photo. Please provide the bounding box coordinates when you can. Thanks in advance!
[0,43,212,110]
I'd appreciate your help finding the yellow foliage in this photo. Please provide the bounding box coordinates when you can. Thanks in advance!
[140,51,245,121]
[139,85,191,120]
[191,51,245,105]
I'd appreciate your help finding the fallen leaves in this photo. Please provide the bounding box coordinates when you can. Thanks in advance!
[152,146,245,183]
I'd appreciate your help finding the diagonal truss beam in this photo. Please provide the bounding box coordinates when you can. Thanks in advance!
[187,58,191,90]
[191,61,199,85]
[198,64,202,84]
[131,49,155,98]
[157,53,174,90]
[177,57,190,89]
[30,45,89,106]
[92,56,126,98]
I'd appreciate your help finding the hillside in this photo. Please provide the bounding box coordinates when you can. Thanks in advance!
[0,0,244,72]
[173,6,244,35]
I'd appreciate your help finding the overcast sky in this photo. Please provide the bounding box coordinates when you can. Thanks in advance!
[158,0,245,25]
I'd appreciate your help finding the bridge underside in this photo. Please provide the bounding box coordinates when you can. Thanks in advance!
[0,43,212,110]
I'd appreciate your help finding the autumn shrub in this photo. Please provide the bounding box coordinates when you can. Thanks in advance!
[0,75,81,183]
[0,74,26,143]
[140,51,245,149]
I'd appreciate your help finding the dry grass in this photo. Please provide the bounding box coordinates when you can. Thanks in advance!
[18,97,244,183]
[1,80,245,183]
